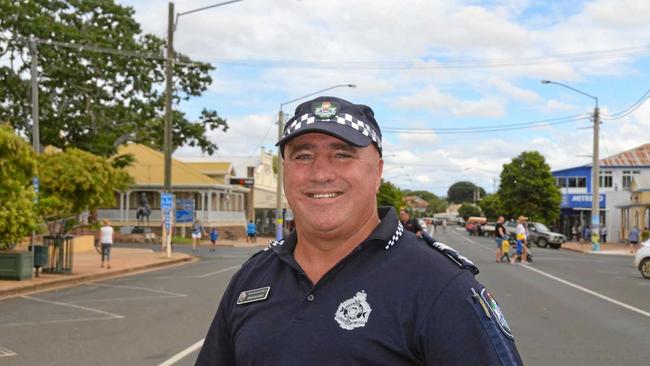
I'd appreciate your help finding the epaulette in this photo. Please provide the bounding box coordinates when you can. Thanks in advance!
[264,239,285,251]
[420,233,479,275]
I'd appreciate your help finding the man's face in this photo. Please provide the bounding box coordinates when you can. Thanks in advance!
[399,210,409,222]
[282,133,383,235]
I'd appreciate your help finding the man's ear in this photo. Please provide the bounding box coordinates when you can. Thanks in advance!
[375,158,384,193]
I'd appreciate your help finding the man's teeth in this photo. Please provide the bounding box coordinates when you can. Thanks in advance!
[311,193,339,199]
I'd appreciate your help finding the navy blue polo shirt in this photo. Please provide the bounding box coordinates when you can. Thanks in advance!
[197,207,522,366]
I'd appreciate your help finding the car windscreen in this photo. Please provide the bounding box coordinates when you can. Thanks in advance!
[535,223,551,232]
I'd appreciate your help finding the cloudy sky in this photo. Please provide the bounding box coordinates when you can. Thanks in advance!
[122,0,650,196]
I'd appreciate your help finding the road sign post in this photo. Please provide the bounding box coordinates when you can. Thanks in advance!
[161,193,174,258]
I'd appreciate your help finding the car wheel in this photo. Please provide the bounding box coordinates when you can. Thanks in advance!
[640,258,650,279]
[549,243,561,249]
[536,238,548,248]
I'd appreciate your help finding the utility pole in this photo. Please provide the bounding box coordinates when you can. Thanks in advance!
[30,35,39,270]
[591,106,601,251]
[163,2,175,258]
[275,110,284,241]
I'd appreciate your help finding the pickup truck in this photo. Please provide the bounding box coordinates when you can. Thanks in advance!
[504,221,566,249]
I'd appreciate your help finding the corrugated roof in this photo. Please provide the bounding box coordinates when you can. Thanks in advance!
[600,143,650,167]
[116,144,221,186]
[183,162,234,175]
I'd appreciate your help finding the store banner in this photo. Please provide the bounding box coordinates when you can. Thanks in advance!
[561,193,606,209]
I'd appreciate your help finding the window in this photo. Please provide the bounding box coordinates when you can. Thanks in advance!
[577,177,587,188]
[622,170,640,189]
[568,177,577,188]
[247,166,255,178]
[599,170,613,188]
[566,176,586,188]
[556,177,567,188]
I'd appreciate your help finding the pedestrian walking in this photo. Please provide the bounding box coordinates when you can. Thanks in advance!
[494,216,507,262]
[209,227,219,252]
[600,225,607,243]
[511,216,529,264]
[197,96,522,365]
[442,219,447,231]
[572,225,579,242]
[192,219,203,252]
[629,226,640,254]
[583,226,591,243]
[99,219,113,269]
[246,220,257,243]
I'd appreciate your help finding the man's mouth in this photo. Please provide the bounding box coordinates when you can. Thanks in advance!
[307,192,342,199]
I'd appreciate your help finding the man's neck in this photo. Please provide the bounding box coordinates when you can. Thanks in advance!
[293,213,380,285]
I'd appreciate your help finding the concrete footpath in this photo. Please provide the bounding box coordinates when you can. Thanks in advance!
[0,236,272,300]
[562,241,634,256]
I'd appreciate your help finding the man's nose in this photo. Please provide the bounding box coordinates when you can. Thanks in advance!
[310,155,336,182]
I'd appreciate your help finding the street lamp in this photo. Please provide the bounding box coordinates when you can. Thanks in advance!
[542,80,601,251]
[275,84,357,240]
[162,0,243,257]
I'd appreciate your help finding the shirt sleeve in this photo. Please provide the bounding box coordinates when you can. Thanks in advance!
[196,281,237,365]
[417,272,523,366]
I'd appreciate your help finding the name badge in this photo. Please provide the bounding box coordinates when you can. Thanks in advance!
[237,286,270,305]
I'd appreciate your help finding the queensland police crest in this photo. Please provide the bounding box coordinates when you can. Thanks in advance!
[334,291,372,330]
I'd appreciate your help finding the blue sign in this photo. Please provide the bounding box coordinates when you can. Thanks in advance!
[32,177,39,202]
[164,209,171,230]
[161,193,174,209]
[561,193,605,209]
[175,199,194,223]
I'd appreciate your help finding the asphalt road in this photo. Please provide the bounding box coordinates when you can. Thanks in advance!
[1,231,649,365]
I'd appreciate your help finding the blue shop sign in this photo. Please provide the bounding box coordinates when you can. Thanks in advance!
[175,198,194,223]
[561,193,605,209]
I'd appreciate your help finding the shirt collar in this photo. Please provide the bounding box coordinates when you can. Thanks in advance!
[268,206,404,258]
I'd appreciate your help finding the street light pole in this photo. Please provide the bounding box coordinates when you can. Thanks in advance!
[542,80,600,251]
[275,84,357,240]
[163,0,244,256]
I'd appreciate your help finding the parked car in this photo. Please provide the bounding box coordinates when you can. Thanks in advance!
[504,221,566,249]
[634,238,650,279]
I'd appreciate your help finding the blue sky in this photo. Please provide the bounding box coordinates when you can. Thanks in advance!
[122,0,650,196]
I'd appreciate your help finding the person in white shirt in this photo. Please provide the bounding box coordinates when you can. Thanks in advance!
[511,216,529,264]
[99,219,114,269]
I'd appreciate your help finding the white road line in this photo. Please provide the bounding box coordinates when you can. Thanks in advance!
[84,283,188,297]
[151,264,241,280]
[521,265,650,318]
[22,295,124,318]
[0,316,120,328]
[71,295,184,304]
[451,230,650,318]
[449,230,492,252]
[0,346,17,357]
[158,338,204,366]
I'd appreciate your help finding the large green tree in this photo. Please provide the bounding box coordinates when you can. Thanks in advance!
[377,180,404,212]
[0,125,39,249]
[447,181,486,204]
[0,0,227,157]
[498,151,561,223]
[478,194,503,221]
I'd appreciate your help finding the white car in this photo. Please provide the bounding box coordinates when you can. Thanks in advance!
[634,238,650,279]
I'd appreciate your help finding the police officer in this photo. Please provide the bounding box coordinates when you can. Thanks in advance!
[399,209,423,236]
[197,96,523,365]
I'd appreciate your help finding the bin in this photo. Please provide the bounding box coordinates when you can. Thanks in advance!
[29,244,49,277]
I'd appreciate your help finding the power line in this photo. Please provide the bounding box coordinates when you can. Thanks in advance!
[212,45,650,71]
[11,36,208,67]
[602,88,650,121]
[382,114,589,135]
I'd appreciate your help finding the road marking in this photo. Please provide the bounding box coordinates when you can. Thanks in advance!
[451,230,650,318]
[449,230,492,252]
[151,264,241,279]
[0,346,16,357]
[0,296,124,328]
[158,338,204,366]
[521,265,650,318]
[85,283,188,297]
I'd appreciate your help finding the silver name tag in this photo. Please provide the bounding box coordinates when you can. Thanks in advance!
[237,286,270,305]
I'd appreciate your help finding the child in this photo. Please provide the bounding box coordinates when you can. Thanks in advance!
[209,227,219,252]
[500,239,511,263]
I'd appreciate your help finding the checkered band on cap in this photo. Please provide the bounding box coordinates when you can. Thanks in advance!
[283,112,382,149]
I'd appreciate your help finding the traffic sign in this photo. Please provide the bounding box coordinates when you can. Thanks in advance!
[161,193,173,209]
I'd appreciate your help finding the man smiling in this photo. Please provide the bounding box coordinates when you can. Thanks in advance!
[197,96,523,365]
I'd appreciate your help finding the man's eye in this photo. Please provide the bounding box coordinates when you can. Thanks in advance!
[334,153,353,159]
[292,154,313,161]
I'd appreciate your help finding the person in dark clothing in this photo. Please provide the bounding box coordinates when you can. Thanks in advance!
[495,216,507,262]
[197,96,522,366]
[399,209,423,236]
